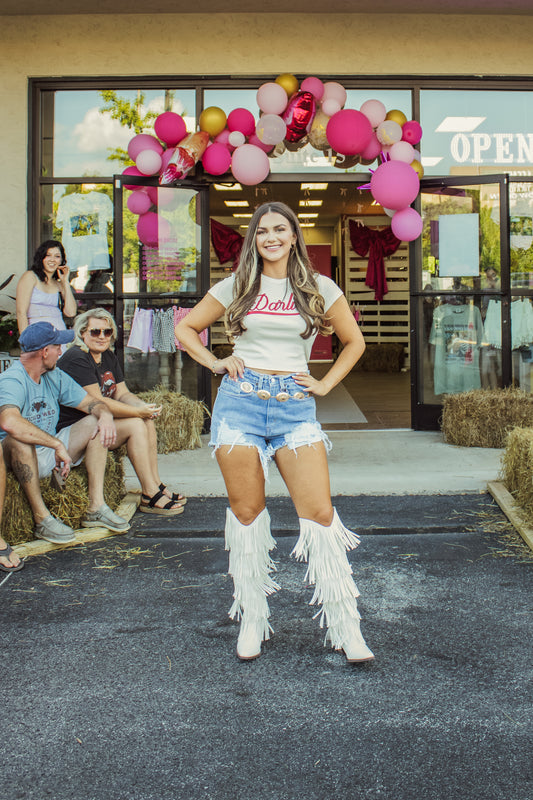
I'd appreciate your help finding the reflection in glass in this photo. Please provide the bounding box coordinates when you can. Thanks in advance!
[509,296,533,392]
[510,180,533,290]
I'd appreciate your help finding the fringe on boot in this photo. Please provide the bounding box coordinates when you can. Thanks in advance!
[292,508,374,663]
[225,507,280,660]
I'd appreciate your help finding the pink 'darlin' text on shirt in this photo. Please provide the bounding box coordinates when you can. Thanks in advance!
[249,292,299,315]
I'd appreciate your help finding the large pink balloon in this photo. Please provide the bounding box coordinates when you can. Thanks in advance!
[231,144,270,185]
[127,134,164,162]
[202,142,232,176]
[136,148,163,175]
[122,165,144,190]
[137,212,171,247]
[227,108,256,137]
[154,112,187,147]
[391,207,423,241]
[256,83,288,115]
[370,161,420,210]
[326,109,373,156]
[301,76,324,101]
[127,190,152,215]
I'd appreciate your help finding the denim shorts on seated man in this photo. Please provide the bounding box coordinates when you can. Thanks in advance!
[35,425,83,479]
[209,367,332,479]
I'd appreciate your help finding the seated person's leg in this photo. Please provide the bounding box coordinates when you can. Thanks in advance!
[0,448,23,571]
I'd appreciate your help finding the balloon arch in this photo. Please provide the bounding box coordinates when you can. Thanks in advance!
[124,74,424,247]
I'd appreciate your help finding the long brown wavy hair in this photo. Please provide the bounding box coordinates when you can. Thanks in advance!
[224,202,333,341]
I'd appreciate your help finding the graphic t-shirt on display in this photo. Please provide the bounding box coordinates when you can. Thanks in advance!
[208,273,343,372]
[55,192,113,270]
[0,361,86,439]
[429,303,485,395]
[57,346,124,430]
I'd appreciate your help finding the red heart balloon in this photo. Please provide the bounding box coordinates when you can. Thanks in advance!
[282,91,316,143]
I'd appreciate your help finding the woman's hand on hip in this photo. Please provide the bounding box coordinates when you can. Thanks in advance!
[293,372,330,396]
[214,356,245,380]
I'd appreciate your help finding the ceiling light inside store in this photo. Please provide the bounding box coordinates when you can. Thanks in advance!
[300,183,328,190]
[435,116,486,133]
[214,183,242,190]
[300,223,316,228]
[299,200,323,207]
[233,213,252,218]
[298,213,319,218]
[225,200,249,207]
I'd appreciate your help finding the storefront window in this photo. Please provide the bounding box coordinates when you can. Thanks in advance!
[420,90,533,177]
[509,178,533,289]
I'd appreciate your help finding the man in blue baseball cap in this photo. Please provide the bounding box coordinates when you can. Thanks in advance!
[0,322,129,543]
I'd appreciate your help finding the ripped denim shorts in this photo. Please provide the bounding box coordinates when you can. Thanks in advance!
[209,367,331,478]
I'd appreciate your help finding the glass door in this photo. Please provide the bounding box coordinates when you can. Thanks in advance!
[113,175,211,406]
[411,175,509,429]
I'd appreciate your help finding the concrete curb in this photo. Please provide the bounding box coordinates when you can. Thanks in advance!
[11,491,140,560]
[487,480,533,552]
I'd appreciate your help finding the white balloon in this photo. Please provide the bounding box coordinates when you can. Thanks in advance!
[390,141,417,163]
[136,149,163,175]
[376,120,403,146]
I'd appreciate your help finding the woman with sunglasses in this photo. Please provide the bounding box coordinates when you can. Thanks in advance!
[176,202,373,663]
[57,308,186,515]
[16,240,77,346]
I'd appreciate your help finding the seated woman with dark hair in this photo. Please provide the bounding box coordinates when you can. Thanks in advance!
[57,308,186,516]
[16,240,77,340]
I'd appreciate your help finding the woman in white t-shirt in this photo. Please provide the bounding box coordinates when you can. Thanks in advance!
[176,202,373,664]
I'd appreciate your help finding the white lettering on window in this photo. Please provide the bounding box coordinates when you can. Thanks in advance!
[494,133,514,163]
[450,133,470,162]
[516,133,533,164]
[472,133,492,163]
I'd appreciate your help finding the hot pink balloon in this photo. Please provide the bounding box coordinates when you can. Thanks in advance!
[283,91,316,143]
[146,186,159,206]
[322,81,347,108]
[137,212,171,247]
[256,83,288,115]
[127,190,152,215]
[202,142,232,175]
[136,148,163,175]
[154,112,187,147]
[122,165,144,190]
[370,160,420,210]
[402,120,423,145]
[214,129,236,152]
[360,99,387,128]
[227,108,256,137]
[326,109,373,156]
[391,207,423,241]
[301,76,324,102]
[127,134,164,162]
[360,133,382,162]
[231,144,270,185]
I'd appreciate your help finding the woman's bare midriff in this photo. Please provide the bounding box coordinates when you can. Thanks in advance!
[248,366,296,375]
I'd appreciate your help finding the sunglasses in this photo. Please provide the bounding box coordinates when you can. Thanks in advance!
[88,328,113,338]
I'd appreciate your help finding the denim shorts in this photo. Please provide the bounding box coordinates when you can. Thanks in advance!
[209,368,331,478]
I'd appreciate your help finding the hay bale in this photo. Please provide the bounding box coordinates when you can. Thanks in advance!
[353,342,404,372]
[1,450,126,547]
[502,427,533,525]
[137,385,208,453]
[442,388,533,448]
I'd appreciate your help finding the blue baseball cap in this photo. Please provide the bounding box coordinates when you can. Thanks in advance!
[19,322,74,352]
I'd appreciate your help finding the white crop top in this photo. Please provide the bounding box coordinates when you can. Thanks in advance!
[208,273,343,372]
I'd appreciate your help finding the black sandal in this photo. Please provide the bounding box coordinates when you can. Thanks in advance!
[139,491,184,516]
[159,483,187,505]
[0,544,25,573]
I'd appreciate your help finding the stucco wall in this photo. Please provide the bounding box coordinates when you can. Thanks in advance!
[2,12,533,272]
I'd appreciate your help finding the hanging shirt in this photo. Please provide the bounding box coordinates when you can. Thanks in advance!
[208,273,343,373]
[55,191,113,271]
[429,303,484,395]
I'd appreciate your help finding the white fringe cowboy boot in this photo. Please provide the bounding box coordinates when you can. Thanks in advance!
[225,507,280,661]
[292,509,374,663]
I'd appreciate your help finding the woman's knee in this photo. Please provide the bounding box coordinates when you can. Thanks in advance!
[229,503,267,526]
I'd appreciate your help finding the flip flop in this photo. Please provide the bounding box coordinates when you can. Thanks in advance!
[159,483,187,505]
[0,544,25,573]
[139,490,185,516]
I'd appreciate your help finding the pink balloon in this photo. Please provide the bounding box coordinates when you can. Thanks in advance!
[227,108,256,137]
[248,133,274,153]
[402,120,423,145]
[146,186,159,206]
[326,109,373,156]
[360,99,387,128]
[154,112,187,147]
[370,161,420,210]
[214,129,236,152]
[161,148,176,172]
[391,207,423,241]
[322,81,347,108]
[122,165,144,190]
[127,134,164,162]
[301,76,324,101]
[202,142,232,175]
[360,133,382,162]
[256,83,288,115]
[127,190,152,215]
[321,99,341,117]
[136,149,163,175]
[231,144,270,186]
[390,141,417,163]
[137,212,171,247]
